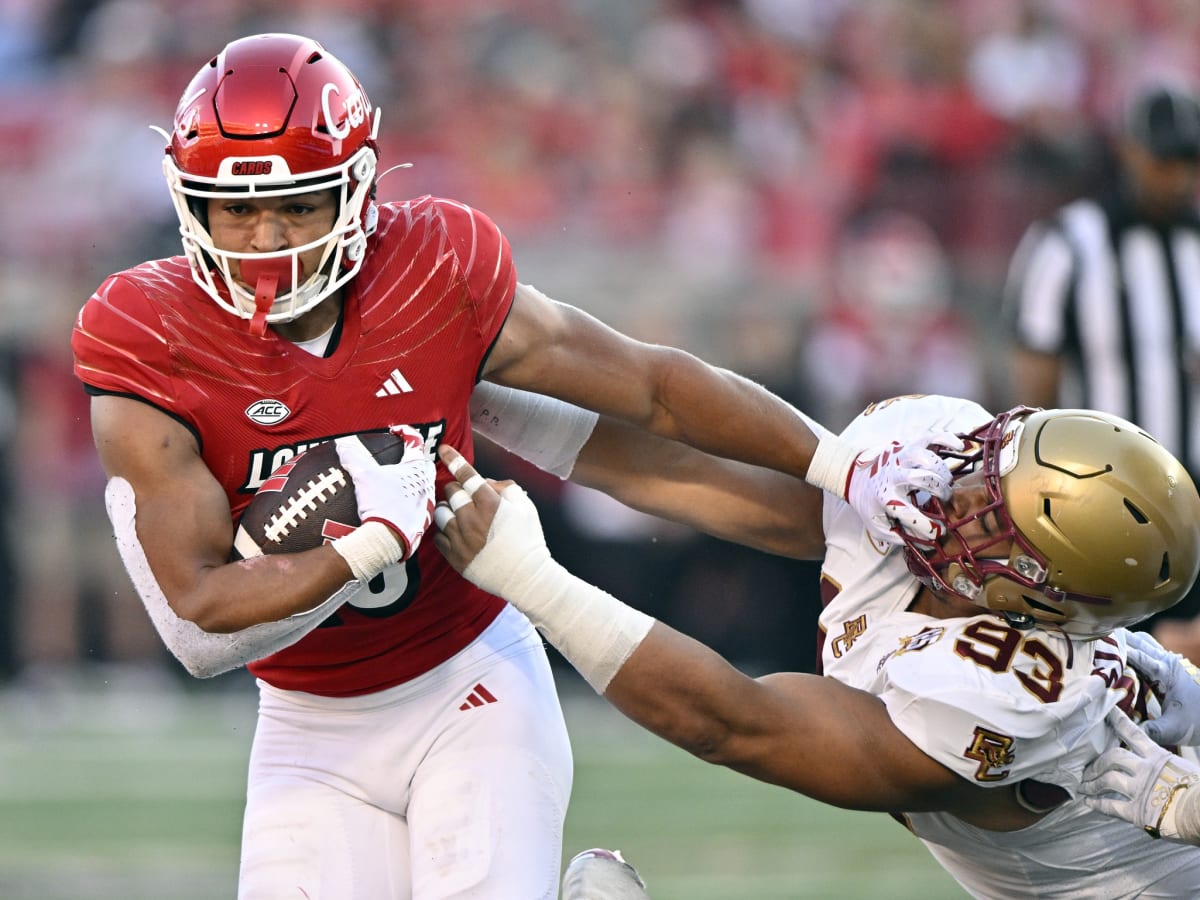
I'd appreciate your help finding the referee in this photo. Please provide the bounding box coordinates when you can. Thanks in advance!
[1005,82,1200,649]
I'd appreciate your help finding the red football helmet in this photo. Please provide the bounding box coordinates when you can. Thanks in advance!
[160,33,380,326]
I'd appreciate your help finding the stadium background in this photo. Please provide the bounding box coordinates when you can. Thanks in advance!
[0,0,1197,896]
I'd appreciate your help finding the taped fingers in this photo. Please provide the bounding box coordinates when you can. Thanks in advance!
[448,490,473,513]
[433,502,455,531]
[461,473,487,496]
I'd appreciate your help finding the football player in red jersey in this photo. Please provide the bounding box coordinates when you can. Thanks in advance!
[71,34,951,898]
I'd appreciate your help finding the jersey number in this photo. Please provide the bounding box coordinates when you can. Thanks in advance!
[954,620,1065,703]
[318,557,421,628]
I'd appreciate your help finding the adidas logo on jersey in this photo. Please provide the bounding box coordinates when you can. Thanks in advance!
[376,368,413,397]
[459,683,497,711]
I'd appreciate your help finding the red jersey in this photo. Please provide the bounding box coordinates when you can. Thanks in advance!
[71,197,515,696]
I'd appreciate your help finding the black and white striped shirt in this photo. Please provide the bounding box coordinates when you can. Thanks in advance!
[1006,190,1200,476]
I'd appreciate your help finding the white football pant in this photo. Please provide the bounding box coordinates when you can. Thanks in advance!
[238,605,573,899]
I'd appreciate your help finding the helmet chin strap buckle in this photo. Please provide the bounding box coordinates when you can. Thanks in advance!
[1003,611,1036,631]
[240,258,297,337]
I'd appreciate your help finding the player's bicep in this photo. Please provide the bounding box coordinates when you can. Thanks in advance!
[91,395,234,589]
[606,627,957,813]
[483,283,662,424]
[724,671,963,811]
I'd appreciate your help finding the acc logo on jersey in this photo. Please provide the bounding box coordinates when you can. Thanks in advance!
[245,399,291,426]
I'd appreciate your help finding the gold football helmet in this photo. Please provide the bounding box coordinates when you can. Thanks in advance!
[903,407,1200,637]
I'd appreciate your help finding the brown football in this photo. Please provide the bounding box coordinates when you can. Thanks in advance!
[232,431,405,560]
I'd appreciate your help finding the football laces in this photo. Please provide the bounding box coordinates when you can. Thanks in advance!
[264,468,349,542]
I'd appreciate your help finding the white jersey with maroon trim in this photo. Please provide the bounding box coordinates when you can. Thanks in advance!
[72,197,515,697]
[818,394,1200,897]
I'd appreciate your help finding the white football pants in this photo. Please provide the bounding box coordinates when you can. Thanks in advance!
[238,605,573,899]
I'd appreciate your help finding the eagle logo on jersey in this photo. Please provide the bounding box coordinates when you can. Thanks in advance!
[897,626,945,654]
[964,727,1015,781]
[875,626,945,673]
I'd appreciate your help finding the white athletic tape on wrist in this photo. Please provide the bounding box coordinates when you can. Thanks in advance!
[805,432,856,498]
[469,379,599,479]
[105,477,354,678]
[332,520,403,581]
[462,483,654,692]
[1171,780,1200,843]
[1153,763,1200,842]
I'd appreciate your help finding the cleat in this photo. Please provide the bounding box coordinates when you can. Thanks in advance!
[562,848,649,899]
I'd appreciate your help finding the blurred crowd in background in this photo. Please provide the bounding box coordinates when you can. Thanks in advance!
[1,0,1198,685]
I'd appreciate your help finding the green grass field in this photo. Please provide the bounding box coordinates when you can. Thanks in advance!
[0,667,964,899]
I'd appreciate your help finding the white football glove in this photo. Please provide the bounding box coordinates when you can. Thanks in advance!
[1125,629,1200,747]
[1079,707,1200,844]
[335,426,435,560]
[807,432,959,552]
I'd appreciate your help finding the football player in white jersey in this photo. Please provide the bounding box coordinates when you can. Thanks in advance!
[452,391,1200,897]
[1075,629,1200,846]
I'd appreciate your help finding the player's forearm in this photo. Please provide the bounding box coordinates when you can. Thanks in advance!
[607,634,955,814]
[496,292,827,480]
[125,496,355,632]
[185,547,357,632]
[571,417,825,559]
[106,477,354,676]
[642,345,822,480]
[602,624,775,766]
[628,347,905,518]
[469,382,824,558]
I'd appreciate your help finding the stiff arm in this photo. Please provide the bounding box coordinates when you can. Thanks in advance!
[432,446,1027,823]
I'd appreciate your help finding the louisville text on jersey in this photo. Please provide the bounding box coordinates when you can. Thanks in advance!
[238,420,445,493]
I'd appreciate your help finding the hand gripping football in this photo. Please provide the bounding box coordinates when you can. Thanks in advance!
[232,432,406,560]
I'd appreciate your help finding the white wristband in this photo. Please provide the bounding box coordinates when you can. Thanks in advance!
[461,484,654,692]
[332,521,403,582]
[805,432,856,498]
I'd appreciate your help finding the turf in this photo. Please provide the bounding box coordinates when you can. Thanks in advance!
[0,668,963,899]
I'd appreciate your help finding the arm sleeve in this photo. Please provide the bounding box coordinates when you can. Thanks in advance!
[105,477,352,678]
[469,378,598,478]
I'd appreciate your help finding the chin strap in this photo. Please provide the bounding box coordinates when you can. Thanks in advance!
[240,257,296,338]
[250,273,277,337]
